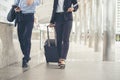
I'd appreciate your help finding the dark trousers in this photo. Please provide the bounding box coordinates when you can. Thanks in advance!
[17,13,34,61]
[55,13,72,59]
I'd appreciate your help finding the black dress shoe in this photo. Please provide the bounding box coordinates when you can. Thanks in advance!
[27,57,31,63]
[59,64,65,69]
[22,60,28,68]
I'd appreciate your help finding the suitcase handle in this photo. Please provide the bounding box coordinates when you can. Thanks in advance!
[47,26,57,46]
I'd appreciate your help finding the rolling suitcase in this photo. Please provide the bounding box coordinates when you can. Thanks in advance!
[44,26,59,63]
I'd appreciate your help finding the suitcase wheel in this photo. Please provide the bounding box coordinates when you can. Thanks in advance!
[46,61,49,63]
[59,64,65,69]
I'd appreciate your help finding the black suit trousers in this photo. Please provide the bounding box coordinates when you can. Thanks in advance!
[17,13,34,61]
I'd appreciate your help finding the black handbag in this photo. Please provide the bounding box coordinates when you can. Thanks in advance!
[7,5,17,22]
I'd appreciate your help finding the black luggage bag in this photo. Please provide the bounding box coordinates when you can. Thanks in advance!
[44,26,59,63]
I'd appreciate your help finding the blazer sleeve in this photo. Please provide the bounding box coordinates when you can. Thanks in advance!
[72,0,79,12]
[50,0,56,24]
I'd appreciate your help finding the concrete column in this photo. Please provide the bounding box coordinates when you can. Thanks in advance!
[74,12,78,42]
[94,0,102,52]
[79,0,84,43]
[0,22,17,68]
[79,0,85,44]
[94,0,98,51]
[78,1,82,44]
[90,0,96,48]
[84,0,87,45]
[115,0,120,62]
[103,0,116,61]
[89,0,94,48]
[74,6,81,43]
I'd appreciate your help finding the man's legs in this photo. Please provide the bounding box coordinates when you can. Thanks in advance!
[17,14,34,68]
[17,22,26,56]
[23,21,34,62]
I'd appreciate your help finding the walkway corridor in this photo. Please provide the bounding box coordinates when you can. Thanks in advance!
[0,42,120,80]
[0,0,120,80]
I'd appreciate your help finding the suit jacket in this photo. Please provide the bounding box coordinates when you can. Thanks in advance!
[50,0,79,24]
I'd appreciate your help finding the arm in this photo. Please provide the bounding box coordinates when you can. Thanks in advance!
[67,0,79,12]
[50,0,56,24]
[72,0,79,12]
[14,0,21,12]
[50,11,55,24]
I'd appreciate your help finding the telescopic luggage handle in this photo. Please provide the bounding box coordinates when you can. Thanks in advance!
[47,26,57,46]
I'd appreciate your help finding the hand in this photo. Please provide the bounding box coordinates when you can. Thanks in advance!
[15,7,21,12]
[48,23,55,27]
[67,7,74,12]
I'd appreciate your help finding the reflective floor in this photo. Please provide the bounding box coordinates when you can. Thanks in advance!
[0,42,120,80]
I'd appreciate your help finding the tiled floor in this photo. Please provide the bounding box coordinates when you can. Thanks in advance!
[10,62,120,80]
[0,42,120,80]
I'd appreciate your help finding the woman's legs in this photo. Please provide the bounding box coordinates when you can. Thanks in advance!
[55,22,63,59]
[60,21,72,60]
[55,20,72,67]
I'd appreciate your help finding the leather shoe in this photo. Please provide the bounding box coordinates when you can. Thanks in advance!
[22,60,28,68]
[27,57,31,63]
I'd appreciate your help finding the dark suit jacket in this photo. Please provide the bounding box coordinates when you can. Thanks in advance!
[50,0,79,24]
